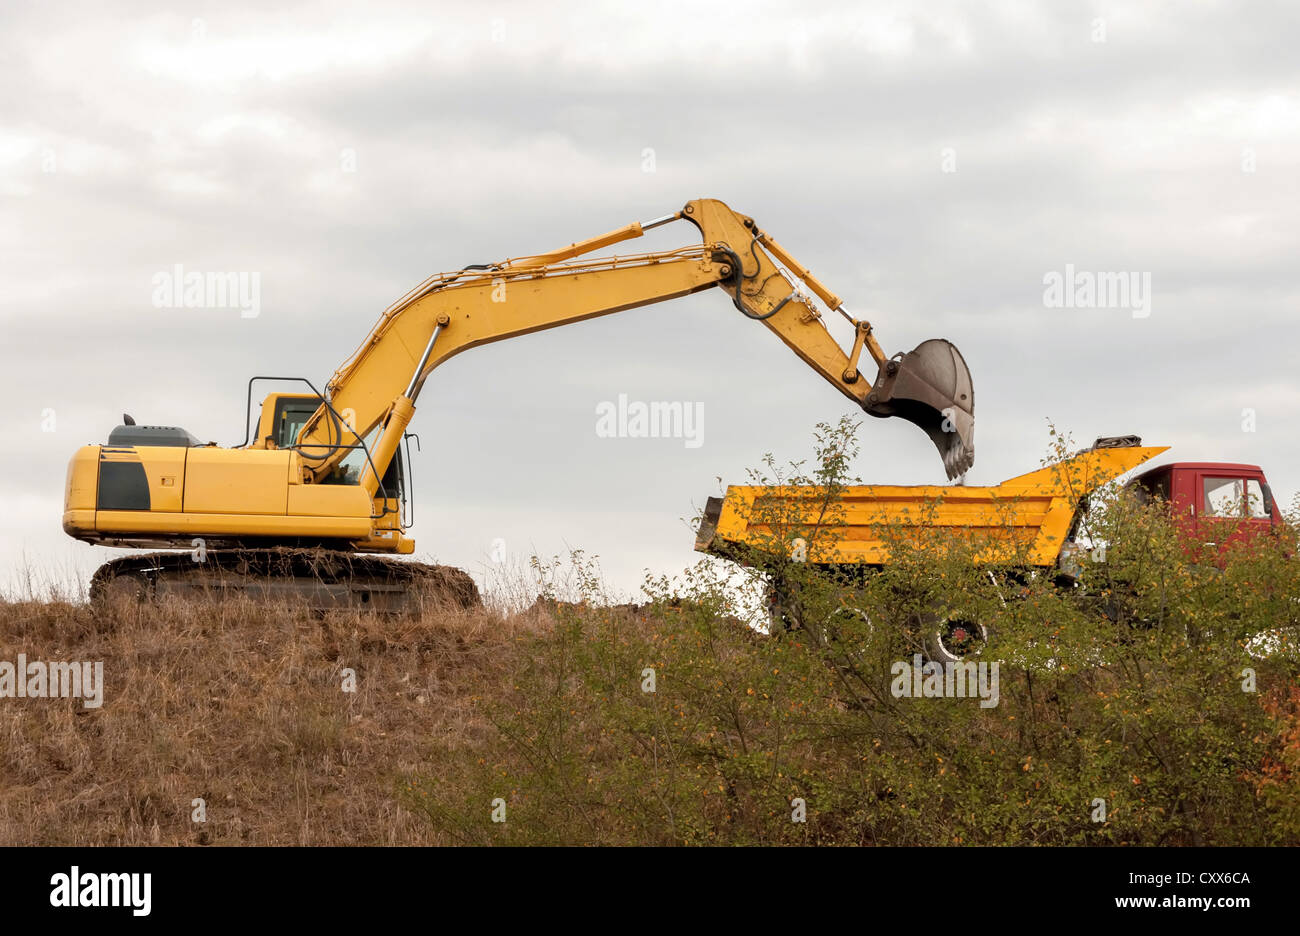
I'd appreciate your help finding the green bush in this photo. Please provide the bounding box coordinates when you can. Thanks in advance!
[403,423,1300,845]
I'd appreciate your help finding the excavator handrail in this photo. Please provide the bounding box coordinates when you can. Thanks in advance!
[237,375,325,449]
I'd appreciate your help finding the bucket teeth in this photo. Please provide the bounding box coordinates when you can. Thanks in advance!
[943,435,975,480]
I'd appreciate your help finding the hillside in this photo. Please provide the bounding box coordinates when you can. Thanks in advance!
[2,537,1298,846]
[0,593,541,845]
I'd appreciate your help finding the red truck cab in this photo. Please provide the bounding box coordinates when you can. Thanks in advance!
[1125,462,1282,550]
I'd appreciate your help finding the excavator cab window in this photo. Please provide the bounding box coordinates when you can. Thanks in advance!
[272,397,404,503]
[325,430,378,485]
[272,397,321,449]
[320,428,405,504]
[381,445,404,503]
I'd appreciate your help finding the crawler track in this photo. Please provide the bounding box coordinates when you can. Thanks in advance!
[89,548,480,613]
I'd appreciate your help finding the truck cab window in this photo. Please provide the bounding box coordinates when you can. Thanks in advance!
[1202,477,1245,518]
[1130,470,1170,506]
[1246,479,1271,519]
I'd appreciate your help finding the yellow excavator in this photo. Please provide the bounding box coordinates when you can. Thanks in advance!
[62,198,975,608]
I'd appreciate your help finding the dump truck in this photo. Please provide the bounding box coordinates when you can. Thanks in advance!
[697,440,1285,571]
[696,436,1167,572]
[695,436,1288,659]
[64,198,976,608]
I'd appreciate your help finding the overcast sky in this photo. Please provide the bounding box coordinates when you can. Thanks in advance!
[2,0,1297,599]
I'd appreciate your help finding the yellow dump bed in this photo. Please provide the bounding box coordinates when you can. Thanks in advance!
[696,443,1168,569]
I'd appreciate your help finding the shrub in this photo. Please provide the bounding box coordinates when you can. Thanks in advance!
[405,423,1300,845]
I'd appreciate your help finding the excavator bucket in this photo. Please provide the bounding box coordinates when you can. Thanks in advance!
[863,338,975,480]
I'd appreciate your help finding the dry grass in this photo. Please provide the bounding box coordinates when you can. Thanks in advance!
[0,591,552,845]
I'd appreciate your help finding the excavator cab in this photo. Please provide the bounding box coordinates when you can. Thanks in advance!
[254,391,410,520]
[249,392,322,451]
[862,338,975,479]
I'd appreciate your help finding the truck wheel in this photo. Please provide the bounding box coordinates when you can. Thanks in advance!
[924,613,988,665]
[823,605,873,645]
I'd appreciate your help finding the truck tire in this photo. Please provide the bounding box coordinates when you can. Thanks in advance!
[923,612,989,665]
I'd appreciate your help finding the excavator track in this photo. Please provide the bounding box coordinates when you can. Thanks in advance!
[88,548,480,614]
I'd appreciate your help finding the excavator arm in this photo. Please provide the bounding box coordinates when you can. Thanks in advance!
[293,198,976,491]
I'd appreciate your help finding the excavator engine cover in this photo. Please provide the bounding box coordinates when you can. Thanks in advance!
[864,338,975,479]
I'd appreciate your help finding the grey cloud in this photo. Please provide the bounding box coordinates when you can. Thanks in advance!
[2,0,1298,595]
